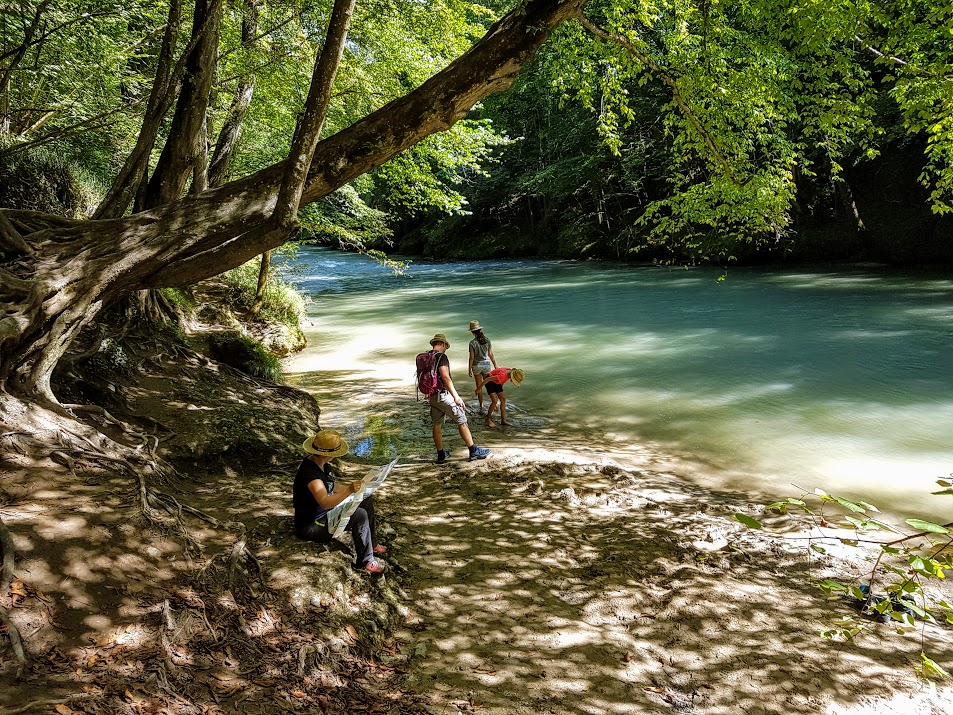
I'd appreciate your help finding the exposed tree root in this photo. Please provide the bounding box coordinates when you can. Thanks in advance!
[0,513,28,678]
[3,695,99,715]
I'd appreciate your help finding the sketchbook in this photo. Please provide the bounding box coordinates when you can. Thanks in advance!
[325,457,399,539]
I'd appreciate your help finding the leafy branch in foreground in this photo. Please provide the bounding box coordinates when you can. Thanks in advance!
[734,479,953,681]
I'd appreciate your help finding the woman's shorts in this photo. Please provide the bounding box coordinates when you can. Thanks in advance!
[428,391,467,425]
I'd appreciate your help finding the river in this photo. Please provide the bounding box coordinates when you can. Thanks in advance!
[285,246,953,523]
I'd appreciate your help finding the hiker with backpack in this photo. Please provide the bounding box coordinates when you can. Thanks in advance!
[475,367,524,428]
[467,320,497,414]
[417,333,490,464]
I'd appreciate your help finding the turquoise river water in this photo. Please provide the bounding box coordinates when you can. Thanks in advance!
[285,246,953,523]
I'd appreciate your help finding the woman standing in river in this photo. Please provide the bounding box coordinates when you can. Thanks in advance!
[468,320,497,414]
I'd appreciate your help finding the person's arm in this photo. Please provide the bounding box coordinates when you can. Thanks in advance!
[438,362,465,407]
[488,346,497,369]
[307,478,362,510]
[468,345,474,376]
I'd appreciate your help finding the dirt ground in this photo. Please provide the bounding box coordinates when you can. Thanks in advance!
[1,328,952,715]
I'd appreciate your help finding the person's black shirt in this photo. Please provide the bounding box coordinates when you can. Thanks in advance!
[293,458,334,529]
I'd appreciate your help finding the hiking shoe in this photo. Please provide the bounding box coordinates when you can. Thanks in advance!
[436,449,449,464]
[373,545,388,555]
[354,560,385,575]
[468,445,490,461]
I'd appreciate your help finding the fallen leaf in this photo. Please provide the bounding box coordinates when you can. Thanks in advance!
[345,624,359,641]
[644,687,665,694]
[623,651,633,663]
[291,690,307,699]
[54,705,74,715]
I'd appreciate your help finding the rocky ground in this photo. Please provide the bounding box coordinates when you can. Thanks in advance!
[1,316,952,715]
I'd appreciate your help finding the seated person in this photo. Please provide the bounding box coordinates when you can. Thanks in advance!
[293,429,387,574]
[475,367,524,428]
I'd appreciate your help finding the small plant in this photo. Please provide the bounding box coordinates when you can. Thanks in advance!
[734,479,953,680]
[84,338,134,377]
[208,331,283,383]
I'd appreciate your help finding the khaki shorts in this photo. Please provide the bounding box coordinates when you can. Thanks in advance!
[429,391,467,425]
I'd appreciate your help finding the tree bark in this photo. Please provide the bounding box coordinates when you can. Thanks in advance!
[208,0,260,188]
[0,0,584,401]
[94,0,183,219]
[144,0,224,209]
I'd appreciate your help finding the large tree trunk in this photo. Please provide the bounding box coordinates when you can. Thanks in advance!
[0,0,584,403]
[145,0,224,208]
[207,0,260,189]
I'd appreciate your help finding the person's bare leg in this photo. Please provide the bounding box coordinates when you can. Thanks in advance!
[473,373,484,411]
[458,423,475,447]
[485,394,498,427]
[432,424,443,451]
[500,393,510,426]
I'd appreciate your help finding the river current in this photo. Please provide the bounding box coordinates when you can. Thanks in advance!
[285,246,953,523]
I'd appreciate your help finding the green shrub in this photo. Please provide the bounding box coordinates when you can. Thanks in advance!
[0,145,102,216]
[208,331,283,383]
[220,260,304,329]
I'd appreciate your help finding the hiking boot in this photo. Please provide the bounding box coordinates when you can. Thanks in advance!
[354,560,385,575]
[468,445,490,461]
[436,449,449,464]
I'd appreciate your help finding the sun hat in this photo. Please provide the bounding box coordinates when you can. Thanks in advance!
[509,368,525,386]
[430,333,450,348]
[468,320,482,332]
[301,429,349,457]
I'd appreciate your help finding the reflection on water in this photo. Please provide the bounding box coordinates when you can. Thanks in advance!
[285,247,953,522]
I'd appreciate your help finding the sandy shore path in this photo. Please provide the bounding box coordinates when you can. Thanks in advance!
[334,386,953,715]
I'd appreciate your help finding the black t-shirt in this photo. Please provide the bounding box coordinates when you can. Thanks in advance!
[435,351,451,389]
[293,458,334,529]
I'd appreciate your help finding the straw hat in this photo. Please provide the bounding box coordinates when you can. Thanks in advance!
[510,368,525,386]
[468,320,482,332]
[430,333,450,348]
[301,429,349,457]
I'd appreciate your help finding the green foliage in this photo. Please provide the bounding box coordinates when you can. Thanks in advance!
[83,338,135,377]
[221,257,304,329]
[0,145,101,216]
[207,331,283,383]
[299,185,393,250]
[736,479,953,679]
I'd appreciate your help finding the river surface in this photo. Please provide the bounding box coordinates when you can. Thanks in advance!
[285,246,953,523]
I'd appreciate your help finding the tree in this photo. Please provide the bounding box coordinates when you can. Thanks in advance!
[0,0,585,410]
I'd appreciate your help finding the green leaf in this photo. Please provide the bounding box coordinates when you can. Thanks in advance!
[906,519,950,534]
[918,653,950,680]
[818,579,848,593]
[833,496,866,513]
[733,513,762,529]
[881,545,901,555]
[810,543,827,554]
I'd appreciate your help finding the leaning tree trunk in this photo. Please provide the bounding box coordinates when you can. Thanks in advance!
[0,0,585,405]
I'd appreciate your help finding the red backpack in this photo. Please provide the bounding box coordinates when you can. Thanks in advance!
[415,350,443,399]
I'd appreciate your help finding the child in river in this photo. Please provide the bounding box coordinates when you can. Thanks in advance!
[475,367,524,427]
